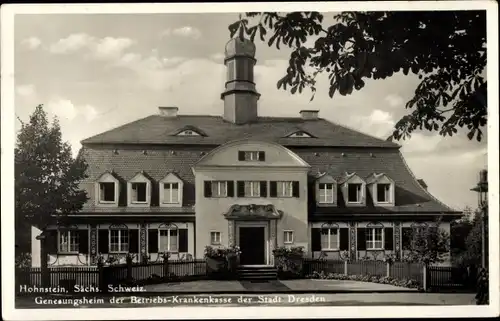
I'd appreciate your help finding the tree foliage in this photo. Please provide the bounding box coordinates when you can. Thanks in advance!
[229,11,487,141]
[15,105,88,243]
[402,221,450,265]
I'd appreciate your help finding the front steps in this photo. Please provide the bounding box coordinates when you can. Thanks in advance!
[237,266,278,280]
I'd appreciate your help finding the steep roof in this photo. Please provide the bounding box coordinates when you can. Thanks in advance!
[81,115,400,148]
[78,145,458,214]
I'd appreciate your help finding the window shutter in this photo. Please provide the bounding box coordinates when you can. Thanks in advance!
[384,227,394,250]
[129,229,139,253]
[339,228,349,251]
[269,181,277,197]
[46,230,58,254]
[238,151,245,161]
[311,228,322,251]
[148,230,158,253]
[258,151,265,161]
[402,227,412,250]
[260,181,267,197]
[79,230,89,254]
[292,181,300,198]
[204,181,212,198]
[98,230,109,253]
[227,181,234,197]
[357,228,366,251]
[237,181,245,197]
[179,229,188,253]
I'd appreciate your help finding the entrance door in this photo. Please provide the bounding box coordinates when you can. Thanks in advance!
[239,227,265,265]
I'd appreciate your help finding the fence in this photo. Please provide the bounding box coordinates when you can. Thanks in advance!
[302,259,474,292]
[16,259,207,294]
[426,266,475,291]
[16,266,99,293]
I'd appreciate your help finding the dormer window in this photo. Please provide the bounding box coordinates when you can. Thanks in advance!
[96,172,120,206]
[163,183,179,204]
[160,173,184,207]
[238,151,265,161]
[99,182,116,203]
[127,172,151,207]
[366,173,395,206]
[177,130,200,136]
[286,131,313,138]
[376,183,391,203]
[131,182,147,203]
[319,183,335,203]
[348,183,362,203]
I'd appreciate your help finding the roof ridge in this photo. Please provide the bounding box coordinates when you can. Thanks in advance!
[81,115,156,144]
[324,118,401,148]
[398,150,460,213]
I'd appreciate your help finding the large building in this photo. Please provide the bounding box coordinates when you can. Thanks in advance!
[31,34,461,268]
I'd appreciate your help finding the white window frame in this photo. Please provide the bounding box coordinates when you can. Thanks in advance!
[163,182,180,204]
[58,230,79,254]
[109,229,129,253]
[244,181,261,197]
[211,181,228,198]
[347,183,363,204]
[131,182,148,204]
[210,231,221,245]
[284,230,294,244]
[277,181,293,197]
[319,183,335,204]
[321,228,340,250]
[366,228,384,250]
[244,151,262,161]
[158,228,179,253]
[99,182,116,204]
[376,183,391,203]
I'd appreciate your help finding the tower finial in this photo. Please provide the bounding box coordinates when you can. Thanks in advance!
[238,15,245,40]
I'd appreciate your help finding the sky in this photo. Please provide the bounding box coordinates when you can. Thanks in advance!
[12,13,488,211]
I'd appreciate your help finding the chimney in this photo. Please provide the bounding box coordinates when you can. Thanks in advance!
[300,110,319,120]
[158,106,178,117]
[417,179,428,190]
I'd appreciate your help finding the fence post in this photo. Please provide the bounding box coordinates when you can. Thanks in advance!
[126,256,133,283]
[163,254,169,280]
[386,262,390,278]
[98,261,108,293]
[422,264,428,292]
[344,260,348,275]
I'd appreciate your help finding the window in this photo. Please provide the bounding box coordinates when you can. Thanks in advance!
[376,184,391,203]
[366,228,383,250]
[99,182,116,203]
[244,181,261,197]
[211,181,227,197]
[287,131,313,138]
[239,151,265,161]
[284,231,294,244]
[277,181,293,197]
[131,182,147,203]
[210,232,221,245]
[109,229,129,253]
[321,228,339,250]
[163,183,179,204]
[159,229,178,252]
[319,183,335,203]
[177,129,200,136]
[347,183,362,203]
[58,230,79,253]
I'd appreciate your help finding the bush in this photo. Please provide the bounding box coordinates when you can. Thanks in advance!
[273,246,305,277]
[305,271,422,290]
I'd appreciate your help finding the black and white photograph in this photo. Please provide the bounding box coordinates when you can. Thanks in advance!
[1,2,498,320]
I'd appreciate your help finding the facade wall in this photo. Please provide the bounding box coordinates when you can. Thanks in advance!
[194,167,309,259]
